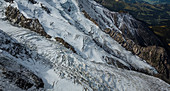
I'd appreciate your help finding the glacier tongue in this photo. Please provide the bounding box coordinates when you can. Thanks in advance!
[0,0,170,90]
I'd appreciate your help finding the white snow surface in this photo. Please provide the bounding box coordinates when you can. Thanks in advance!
[0,0,169,91]
[1,0,158,73]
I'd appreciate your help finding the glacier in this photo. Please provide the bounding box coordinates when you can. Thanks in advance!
[0,0,169,90]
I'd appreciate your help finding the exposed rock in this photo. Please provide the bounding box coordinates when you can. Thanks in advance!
[103,21,170,82]
[104,28,111,34]
[132,45,141,55]
[55,37,76,53]
[125,39,170,80]
[78,2,169,80]
[5,6,51,38]
[104,56,129,70]
[82,10,99,26]
[5,6,78,57]
[138,46,170,79]
[114,32,124,44]
[28,0,37,4]
[93,24,170,79]
[104,10,164,47]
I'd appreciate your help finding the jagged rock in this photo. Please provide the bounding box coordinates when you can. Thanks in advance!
[121,41,127,47]
[133,45,141,55]
[104,27,170,80]
[101,13,170,81]
[5,6,51,38]
[114,33,124,44]
[55,37,76,53]
[138,46,170,79]
[82,10,98,26]
[109,30,114,37]
[105,56,129,70]
[104,28,111,34]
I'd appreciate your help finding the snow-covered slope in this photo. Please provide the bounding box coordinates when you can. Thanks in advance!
[0,0,169,90]
[0,20,169,90]
[79,0,164,46]
[1,0,158,73]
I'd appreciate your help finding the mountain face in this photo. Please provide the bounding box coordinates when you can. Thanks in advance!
[0,0,169,90]
[94,0,170,52]
[79,0,169,80]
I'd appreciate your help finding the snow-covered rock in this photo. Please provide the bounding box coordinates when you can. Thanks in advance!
[0,0,169,90]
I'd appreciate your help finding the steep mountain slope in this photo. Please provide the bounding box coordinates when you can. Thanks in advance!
[94,0,170,50]
[0,0,169,90]
[79,0,169,81]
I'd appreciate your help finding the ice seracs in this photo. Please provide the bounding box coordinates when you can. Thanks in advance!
[0,0,169,90]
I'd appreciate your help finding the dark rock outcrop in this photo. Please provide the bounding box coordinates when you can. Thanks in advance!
[5,6,51,38]
[55,37,76,53]
[104,28,170,80]
[5,6,77,54]
[82,10,98,26]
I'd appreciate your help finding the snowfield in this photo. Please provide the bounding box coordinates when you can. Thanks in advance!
[0,0,169,90]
